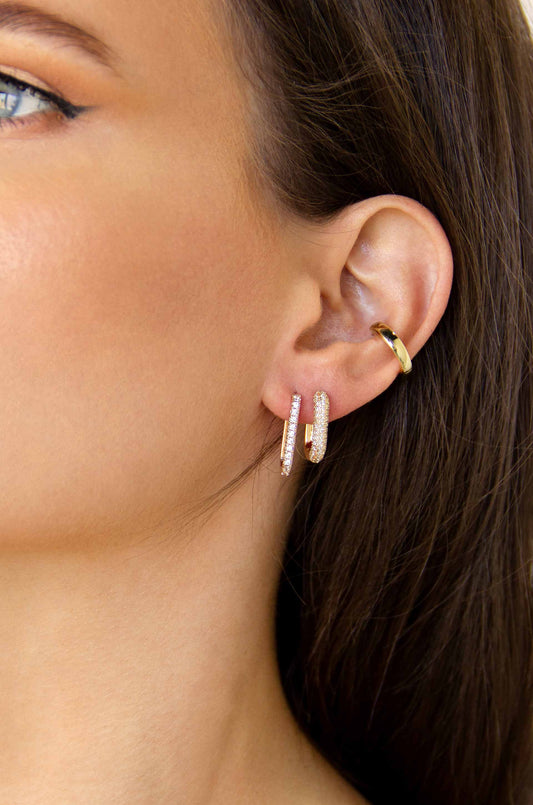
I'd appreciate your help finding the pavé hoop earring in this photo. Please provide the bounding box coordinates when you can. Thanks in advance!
[304,390,330,464]
[370,321,412,373]
[280,392,301,477]
[280,390,331,477]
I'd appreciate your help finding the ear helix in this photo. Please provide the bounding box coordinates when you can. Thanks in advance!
[280,322,412,476]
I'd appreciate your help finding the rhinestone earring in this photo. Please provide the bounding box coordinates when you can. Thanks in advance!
[280,393,301,477]
[280,390,330,476]
[304,390,330,463]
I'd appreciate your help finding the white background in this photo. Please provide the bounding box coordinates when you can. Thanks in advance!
[522,0,533,26]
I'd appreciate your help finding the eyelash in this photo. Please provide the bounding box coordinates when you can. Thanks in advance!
[0,70,87,131]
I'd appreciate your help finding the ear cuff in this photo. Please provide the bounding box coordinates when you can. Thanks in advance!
[369,321,412,374]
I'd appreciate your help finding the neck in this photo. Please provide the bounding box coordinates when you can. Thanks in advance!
[0,462,321,804]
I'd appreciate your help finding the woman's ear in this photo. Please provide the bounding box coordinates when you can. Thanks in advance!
[261,194,453,424]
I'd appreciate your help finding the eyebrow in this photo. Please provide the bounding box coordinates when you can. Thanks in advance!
[0,2,119,72]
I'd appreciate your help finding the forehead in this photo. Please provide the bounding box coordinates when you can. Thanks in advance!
[69,0,229,79]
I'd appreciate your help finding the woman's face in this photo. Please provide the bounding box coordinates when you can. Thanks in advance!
[0,0,290,546]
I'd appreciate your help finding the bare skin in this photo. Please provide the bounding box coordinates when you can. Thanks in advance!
[0,0,453,802]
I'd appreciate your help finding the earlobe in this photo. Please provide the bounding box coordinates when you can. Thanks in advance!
[262,193,453,427]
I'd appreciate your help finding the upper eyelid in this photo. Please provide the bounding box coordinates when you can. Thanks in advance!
[0,69,68,107]
[0,69,90,118]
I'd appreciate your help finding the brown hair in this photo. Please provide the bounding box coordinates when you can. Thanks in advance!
[216,1,533,802]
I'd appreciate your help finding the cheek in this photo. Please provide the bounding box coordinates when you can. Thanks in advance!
[0,142,278,547]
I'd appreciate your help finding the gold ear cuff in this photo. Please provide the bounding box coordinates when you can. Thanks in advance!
[370,321,412,374]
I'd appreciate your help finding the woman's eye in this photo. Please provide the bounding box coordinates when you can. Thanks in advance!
[0,71,86,131]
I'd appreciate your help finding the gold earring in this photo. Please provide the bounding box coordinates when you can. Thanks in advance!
[370,322,412,373]
[304,390,330,464]
[280,392,301,477]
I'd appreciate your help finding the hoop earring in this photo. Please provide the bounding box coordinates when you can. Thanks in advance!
[304,390,330,464]
[370,322,412,373]
[280,392,301,477]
